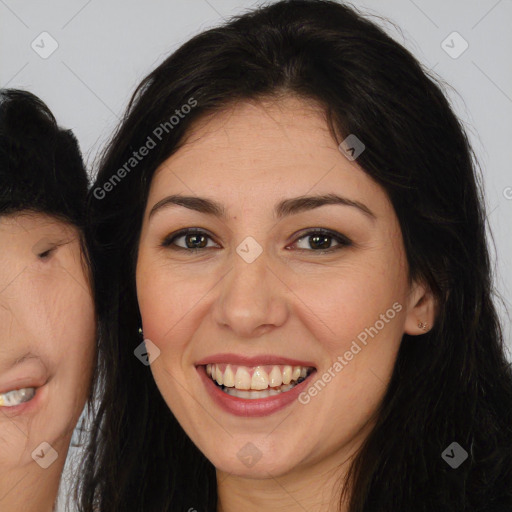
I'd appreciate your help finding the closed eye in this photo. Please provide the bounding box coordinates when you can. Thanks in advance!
[32,237,62,260]
[37,248,55,259]
[36,243,66,260]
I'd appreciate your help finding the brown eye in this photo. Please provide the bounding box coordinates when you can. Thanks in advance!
[291,229,352,253]
[161,229,219,251]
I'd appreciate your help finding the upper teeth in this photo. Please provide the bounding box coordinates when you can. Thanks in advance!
[206,364,311,390]
[0,387,36,407]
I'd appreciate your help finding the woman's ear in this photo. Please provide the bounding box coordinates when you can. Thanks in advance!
[404,279,436,335]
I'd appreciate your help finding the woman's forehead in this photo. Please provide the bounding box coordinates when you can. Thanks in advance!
[176,96,331,150]
[147,99,390,221]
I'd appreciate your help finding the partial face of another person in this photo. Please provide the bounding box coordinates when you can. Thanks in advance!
[0,213,95,470]
[136,96,431,479]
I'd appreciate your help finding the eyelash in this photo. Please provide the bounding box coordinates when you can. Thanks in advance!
[37,247,56,259]
[161,228,352,254]
[36,241,68,260]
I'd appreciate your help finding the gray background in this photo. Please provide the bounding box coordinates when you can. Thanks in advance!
[1,1,511,509]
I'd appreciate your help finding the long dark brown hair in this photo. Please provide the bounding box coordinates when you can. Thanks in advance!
[79,1,512,510]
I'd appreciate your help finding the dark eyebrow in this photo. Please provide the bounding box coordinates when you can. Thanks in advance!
[148,193,376,221]
[149,195,226,219]
[275,193,376,221]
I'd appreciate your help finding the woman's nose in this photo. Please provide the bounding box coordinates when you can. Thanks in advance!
[211,244,289,338]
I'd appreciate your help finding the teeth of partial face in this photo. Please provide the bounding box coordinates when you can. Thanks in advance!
[205,363,313,391]
[0,387,36,407]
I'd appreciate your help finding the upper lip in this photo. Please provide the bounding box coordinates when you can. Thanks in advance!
[0,361,49,395]
[0,378,47,396]
[195,353,316,368]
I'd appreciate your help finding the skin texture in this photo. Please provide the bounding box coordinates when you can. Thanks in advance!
[136,96,435,512]
[0,213,95,512]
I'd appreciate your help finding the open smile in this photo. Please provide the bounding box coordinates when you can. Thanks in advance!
[206,363,314,399]
[196,355,317,417]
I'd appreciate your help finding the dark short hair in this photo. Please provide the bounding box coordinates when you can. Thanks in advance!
[0,88,88,227]
[81,1,512,511]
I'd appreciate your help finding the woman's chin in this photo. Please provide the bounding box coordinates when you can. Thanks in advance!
[208,442,306,479]
[215,460,294,479]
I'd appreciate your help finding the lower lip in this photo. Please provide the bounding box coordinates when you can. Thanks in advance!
[197,365,316,417]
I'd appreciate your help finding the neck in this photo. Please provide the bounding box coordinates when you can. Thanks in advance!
[216,452,352,512]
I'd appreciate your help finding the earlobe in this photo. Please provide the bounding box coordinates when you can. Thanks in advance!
[404,281,436,335]
[417,321,429,331]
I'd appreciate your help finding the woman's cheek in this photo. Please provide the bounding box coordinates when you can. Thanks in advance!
[138,270,207,344]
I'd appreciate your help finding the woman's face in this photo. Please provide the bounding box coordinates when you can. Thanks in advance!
[0,213,95,471]
[136,97,432,479]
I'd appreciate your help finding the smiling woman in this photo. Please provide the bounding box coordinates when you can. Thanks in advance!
[0,89,96,512]
[82,1,512,511]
